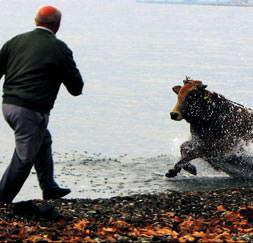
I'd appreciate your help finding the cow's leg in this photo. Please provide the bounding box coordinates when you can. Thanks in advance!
[180,141,198,159]
[166,141,200,177]
[165,166,181,177]
[166,158,197,177]
[206,158,222,171]
[178,160,197,175]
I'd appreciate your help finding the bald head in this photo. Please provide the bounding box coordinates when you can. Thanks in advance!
[35,5,61,33]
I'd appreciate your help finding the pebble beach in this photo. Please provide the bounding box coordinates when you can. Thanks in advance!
[1,187,253,242]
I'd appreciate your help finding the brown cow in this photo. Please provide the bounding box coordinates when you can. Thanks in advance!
[166,77,253,178]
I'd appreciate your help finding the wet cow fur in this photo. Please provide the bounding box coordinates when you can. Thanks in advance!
[166,78,253,178]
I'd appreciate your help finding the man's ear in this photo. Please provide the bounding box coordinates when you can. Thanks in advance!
[172,85,181,94]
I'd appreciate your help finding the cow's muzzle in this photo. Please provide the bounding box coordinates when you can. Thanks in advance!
[170,112,183,121]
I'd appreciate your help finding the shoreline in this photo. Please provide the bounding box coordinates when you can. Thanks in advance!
[136,0,253,7]
[1,187,253,242]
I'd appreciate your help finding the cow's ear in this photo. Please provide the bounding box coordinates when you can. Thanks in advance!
[198,84,207,90]
[172,85,181,94]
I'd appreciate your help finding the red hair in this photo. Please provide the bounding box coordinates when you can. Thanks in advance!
[35,5,61,24]
[35,5,61,33]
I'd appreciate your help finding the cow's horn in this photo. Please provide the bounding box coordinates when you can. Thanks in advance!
[183,76,191,84]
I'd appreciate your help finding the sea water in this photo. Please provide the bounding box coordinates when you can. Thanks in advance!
[0,0,253,201]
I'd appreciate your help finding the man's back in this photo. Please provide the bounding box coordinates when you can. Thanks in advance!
[0,28,83,112]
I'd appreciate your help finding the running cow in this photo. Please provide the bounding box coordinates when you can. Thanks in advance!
[166,77,253,178]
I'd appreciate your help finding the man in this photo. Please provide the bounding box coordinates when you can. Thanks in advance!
[0,5,84,203]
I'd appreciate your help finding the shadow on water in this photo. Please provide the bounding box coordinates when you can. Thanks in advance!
[165,176,253,192]
[165,153,253,192]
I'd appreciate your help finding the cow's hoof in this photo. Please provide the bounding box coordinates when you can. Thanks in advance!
[165,169,178,178]
[183,163,197,175]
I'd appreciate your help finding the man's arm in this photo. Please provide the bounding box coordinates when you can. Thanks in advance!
[58,42,84,96]
[0,43,8,80]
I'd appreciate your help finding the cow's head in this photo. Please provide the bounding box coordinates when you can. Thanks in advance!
[170,77,208,121]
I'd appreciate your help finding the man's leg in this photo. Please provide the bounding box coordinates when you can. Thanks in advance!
[0,150,34,203]
[0,104,46,203]
[34,129,59,191]
[33,115,71,200]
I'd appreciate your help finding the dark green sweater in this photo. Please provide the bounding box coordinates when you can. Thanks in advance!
[0,28,84,112]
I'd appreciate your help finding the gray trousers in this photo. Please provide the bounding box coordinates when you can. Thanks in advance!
[0,104,58,203]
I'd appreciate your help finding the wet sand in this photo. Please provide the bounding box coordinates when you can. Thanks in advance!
[6,151,253,202]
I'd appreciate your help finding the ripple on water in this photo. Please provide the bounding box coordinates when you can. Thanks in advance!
[9,151,253,202]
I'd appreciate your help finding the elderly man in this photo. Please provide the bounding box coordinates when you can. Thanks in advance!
[0,5,84,203]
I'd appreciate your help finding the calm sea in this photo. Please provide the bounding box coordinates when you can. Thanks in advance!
[0,0,253,200]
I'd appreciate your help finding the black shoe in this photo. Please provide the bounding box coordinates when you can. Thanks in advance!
[12,200,40,215]
[40,204,63,220]
[13,200,63,220]
[43,188,71,200]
